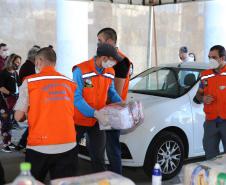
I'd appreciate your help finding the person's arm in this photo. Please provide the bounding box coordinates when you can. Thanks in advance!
[113,57,130,96]
[114,78,126,96]
[73,67,95,117]
[14,80,29,122]
[0,87,10,95]
[14,111,26,122]
[108,80,122,103]
[194,81,215,104]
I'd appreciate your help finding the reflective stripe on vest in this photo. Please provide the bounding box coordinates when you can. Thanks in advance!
[201,72,226,80]
[82,72,97,79]
[27,75,73,82]
[201,74,215,80]
[103,73,114,79]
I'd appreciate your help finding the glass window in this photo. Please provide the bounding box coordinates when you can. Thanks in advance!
[129,67,200,98]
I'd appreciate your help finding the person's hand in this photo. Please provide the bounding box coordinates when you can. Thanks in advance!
[203,95,215,104]
[94,110,109,125]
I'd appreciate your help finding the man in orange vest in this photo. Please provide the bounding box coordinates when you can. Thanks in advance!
[195,45,226,159]
[73,43,122,172]
[97,28,133,174]
[14,47,78,182]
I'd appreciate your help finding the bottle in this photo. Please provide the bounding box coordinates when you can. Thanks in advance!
[152,163,162,185]
[12,162,36,185]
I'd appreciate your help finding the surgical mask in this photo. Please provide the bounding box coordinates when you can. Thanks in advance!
[209,58,219,69]
[102,60,116,68]
[0,51,8,59]
[35,67,40,73]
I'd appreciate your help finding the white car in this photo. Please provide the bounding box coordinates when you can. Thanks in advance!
[78,62,219,180]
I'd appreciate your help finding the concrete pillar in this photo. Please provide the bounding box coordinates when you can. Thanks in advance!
[204,0,226,62]
[56,0,89,78]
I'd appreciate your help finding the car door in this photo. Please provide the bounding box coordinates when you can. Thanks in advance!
[188,82,205,155]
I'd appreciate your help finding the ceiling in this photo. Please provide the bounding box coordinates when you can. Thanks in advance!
[87,0,210,6]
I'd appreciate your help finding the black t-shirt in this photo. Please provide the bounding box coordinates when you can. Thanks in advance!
[0,69,19,96]
[113,57,130,78]
[18,60,36,86]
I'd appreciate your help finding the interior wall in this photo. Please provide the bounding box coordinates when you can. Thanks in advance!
[1,0,226,78]
[0,0,56,63]
[88,2,150,76]
[151,1,205,66]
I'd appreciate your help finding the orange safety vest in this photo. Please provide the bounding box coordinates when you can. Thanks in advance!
[73,58,115,127]
[26,66,76,146]
[201,65,226,120]
[118,50,133,101]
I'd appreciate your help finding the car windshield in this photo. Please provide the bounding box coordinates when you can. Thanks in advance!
[129,67,201,98]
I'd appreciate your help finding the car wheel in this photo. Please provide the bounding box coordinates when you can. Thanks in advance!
[143,131,184,180]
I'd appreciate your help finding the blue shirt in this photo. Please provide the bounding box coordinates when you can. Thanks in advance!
[73,62,121,117]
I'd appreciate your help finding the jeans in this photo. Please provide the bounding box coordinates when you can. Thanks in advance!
[76,123,106,173]
[106,129,122,174]
[203,120,226,159]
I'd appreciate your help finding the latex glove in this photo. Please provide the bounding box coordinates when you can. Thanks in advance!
[94,110,109,125]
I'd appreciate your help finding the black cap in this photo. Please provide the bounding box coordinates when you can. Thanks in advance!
[179,46,188,53]
[96,43,123,62]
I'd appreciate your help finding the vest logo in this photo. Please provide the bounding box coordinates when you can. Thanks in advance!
[84,78,93,88]
[219,85,226,90]
[203,80,208,87]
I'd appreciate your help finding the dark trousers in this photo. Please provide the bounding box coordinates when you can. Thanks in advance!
[106,129,122,174]
[0,161,5,185]
[76,123,106,173]
[1,95,17,145]
[1,113,12,145]
[203,120,226,159]
[25,146,78,183]
[18,128,28,147]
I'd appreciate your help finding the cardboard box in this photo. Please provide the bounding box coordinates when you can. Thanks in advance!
[184,154,226,185]
[51,171,135,185]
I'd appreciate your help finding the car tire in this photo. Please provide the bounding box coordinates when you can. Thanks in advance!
[143,131,184,180]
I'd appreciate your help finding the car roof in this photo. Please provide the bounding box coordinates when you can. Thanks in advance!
[158,62,211,70]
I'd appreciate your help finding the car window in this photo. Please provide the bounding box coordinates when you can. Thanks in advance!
[129,67,200,98]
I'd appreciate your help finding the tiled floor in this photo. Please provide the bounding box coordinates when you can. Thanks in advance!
[0,126,184,184]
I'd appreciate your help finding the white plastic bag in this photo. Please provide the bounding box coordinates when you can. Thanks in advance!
[98,101,144,130]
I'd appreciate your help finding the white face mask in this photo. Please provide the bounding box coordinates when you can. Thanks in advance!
[35,67,40,73]
[0,50,8,59]
[209,58,219,69]
[102,60,116,69]
[35,60,41,73]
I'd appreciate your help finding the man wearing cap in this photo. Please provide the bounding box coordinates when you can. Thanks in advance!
[72,43,122,172]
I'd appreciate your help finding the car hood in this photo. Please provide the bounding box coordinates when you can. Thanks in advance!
[127,92,171,107]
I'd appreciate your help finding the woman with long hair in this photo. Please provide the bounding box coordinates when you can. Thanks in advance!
[0,53,21,152]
